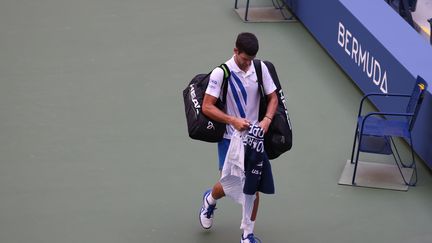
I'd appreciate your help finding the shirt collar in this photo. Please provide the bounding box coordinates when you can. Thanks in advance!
[227,56,256,77]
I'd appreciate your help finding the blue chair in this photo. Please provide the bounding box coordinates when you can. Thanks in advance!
[350,76,428,186]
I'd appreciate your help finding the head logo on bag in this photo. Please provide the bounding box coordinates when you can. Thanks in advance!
[189,84,200,115]
[207,121,215,130]
[279,89,292,130]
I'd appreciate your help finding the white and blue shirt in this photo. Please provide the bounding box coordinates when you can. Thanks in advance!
[205,56,277,139]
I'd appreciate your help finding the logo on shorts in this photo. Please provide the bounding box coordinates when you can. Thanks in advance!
[207,121,215,130]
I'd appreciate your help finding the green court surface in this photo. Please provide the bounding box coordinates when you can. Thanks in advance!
[1,0,432,243]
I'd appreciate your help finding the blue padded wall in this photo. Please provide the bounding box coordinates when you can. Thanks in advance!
[285,0,432,168]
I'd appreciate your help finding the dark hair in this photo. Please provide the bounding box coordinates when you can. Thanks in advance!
[236,32,259,56]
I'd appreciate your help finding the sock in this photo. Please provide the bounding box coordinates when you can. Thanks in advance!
[241,194,256,238]
[207,192,217,205]
[242,221,255,238]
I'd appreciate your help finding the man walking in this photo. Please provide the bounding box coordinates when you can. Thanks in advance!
[199,32,278,243]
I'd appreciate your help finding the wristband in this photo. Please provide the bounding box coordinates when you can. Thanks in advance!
[264,116,272,121]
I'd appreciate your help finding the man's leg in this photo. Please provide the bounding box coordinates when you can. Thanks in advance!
[251,192,259,221]
[241,192,259,240]
[211,181,225,199]
[199,139,230,229]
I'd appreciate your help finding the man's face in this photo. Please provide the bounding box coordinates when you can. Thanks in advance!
[234,48,255,72]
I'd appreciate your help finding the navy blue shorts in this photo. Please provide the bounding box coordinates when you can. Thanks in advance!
[243,151,275,195]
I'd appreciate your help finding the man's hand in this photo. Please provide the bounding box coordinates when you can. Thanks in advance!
[231,117,251,131]
[259,117,272,134]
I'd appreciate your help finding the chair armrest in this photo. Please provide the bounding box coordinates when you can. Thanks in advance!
[357,93,411,117]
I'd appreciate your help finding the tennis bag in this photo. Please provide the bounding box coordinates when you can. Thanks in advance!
[255,59,293,159]
[183,64,231,142]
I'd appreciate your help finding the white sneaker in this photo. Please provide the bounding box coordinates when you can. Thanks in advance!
[199,189,216,229]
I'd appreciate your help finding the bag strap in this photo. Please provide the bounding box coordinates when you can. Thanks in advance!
[253,59,268,121]
[219,63,231,104]
[253,59,265,98]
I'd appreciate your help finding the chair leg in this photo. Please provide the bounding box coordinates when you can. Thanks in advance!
[392,152,417,186]
[244,0,250,21]
[390,137,417,186]
[270,0,295,20]
[271,0,285,9]
[350,125,359,163]
[390,137,405,167]
[408,136,418,185]
[351,134,363,185]
[390,137,414,168]
[410,159,418,186]
[235,0,239,9]
[408,136,416,168]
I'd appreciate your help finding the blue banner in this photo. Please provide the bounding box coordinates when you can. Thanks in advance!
[285,0,432,168]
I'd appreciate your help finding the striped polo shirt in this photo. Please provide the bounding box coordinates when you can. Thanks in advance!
[206,56,276,139]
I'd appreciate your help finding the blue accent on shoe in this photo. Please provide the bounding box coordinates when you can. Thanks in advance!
[241,233,262,243]
[202,189,216,219]
[199,189,217,229]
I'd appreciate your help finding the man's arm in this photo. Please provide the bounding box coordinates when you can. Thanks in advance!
[202,94,251,131]
[259,91,278,133]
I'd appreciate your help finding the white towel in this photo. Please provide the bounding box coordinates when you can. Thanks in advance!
[220,130,245,204]
[219,130,256,232]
